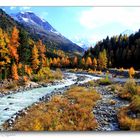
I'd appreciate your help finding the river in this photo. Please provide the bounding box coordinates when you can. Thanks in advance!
[0,72,100,130]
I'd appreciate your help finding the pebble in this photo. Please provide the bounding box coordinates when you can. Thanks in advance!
[93,85,130,131]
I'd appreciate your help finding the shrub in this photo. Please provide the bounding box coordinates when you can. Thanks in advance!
[99,78,112,85]
[124,79,137,96]
[118,107,140,130]
[6,82,17,89]
[32,74,39,82]
[53,68,63,80]
[130,95,140,112]
[87,80,95,86]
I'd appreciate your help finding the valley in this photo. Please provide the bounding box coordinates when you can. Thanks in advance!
[0,7,140,131]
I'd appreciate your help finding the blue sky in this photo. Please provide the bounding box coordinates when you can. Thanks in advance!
[1,6,140,45]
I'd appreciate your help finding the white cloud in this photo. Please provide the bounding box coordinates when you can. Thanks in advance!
[19,7,31,11]
[10,6,16,10]
[79,7,140,31]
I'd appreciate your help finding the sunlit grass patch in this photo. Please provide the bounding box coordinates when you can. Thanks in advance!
[98,78,112,85]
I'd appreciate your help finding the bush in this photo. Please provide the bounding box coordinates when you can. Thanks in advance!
[31,68,63,82]
[118,107,140,130]
[99,78,112,85]
[119,79,138,99]
[52,68,63,80]
[87,80,95,86]
[6,82,17,89]
[130,95,140,112]
[32,75,39,82]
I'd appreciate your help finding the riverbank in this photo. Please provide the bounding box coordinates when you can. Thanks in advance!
[0,73,98,130]
[2,73,130,131]
[3,86,100,131]
[0,69,64,97]
[1,71,140,131]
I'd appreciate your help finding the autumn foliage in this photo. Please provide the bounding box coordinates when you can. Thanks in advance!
[129,67,135,78]
[11,63,19,80]
[5,86,100,131]
[31,44,40,72]
[8,26,20,63]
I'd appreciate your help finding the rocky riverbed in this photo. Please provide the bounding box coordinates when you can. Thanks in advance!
[93,85,129,131]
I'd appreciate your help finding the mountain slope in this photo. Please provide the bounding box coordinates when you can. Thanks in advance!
[11,11,84,56]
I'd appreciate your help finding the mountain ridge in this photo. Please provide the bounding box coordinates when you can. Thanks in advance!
[10,11,84,56]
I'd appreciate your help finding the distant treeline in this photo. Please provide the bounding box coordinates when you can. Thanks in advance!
[84,30,140,69]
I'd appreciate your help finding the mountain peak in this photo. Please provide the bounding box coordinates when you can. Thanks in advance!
[11,11,58,34]
[121,29,134,36]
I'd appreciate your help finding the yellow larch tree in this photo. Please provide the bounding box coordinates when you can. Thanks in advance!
[12,63,19,80]
[31,44,40,72]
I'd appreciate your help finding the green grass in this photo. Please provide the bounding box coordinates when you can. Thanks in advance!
[98,78,112,85]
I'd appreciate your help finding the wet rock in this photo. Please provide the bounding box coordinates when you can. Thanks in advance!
[4,107,9,111]
[7,96,12,99]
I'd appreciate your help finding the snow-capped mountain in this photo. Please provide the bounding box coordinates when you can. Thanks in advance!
[11,11,60,35]
[72,38,95,51]
[10,11,84,55]
[121,29,134,36]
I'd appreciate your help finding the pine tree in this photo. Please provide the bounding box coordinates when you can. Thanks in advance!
[86,57,92,68]
[0,28,11,79]
[56,57,61,67]
[25,65,32,77]
[73,56,78,67]
[102,49,107,69]
[61,57,65,67]
[52,58,57,67]
[49,58,53,67]
[8,26,20,63]
[93,58,97,71]
[98,49,108,70]
[12,63,19,80]
[81,58,85,68]
[31,44,40,73]
[37,40,46,68]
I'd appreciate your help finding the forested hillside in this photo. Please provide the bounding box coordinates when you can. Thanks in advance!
[84,31,140,69]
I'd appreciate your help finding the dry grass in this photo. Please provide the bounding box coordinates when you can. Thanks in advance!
[118,79,138,100]
[118,80,140,130]
[118,107,140,130]
[4,86,100,131]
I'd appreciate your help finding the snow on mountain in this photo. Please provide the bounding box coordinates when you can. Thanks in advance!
[72,38,95,50]
[11,11,61,35]
[121,29,134,36]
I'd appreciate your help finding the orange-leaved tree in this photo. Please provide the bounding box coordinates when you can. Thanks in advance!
[37,40,47,68]
[73,56,78,67]
[12,63,19,80]
[93,58,97,71]
[129,67,135,78]
[8,26,20,63]
[86,57,92,68]
[31,44,40,73]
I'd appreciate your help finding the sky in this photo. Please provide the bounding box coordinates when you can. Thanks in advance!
[1,6,140,46]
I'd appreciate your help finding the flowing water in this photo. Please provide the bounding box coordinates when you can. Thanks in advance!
[0,73,100,130]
